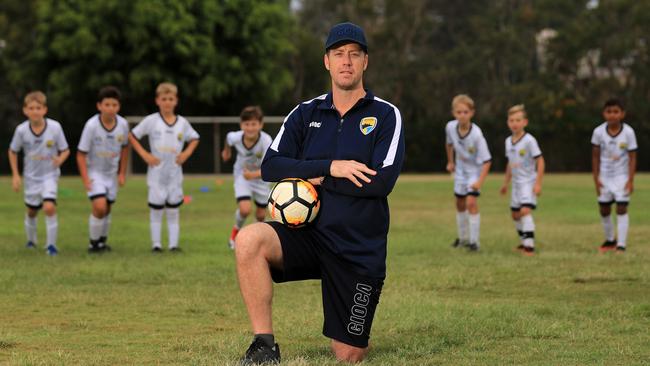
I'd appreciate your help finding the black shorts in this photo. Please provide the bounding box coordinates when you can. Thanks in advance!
[267,222,383,348]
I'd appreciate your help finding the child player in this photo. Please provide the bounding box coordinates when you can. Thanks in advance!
[445,94,491,251]
[221,106,273,249]
[591,98,637,253]
[8,91,70,256]
[499,105,545,256]
[77,86,130,253]
[129,82,200,252]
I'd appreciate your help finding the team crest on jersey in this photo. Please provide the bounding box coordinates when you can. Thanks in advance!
[46,140,54,148]
[359,117,377,135]
[117,134,125,143]
[519,148,526,156]
[619,142,628,150]
[467,146,476,154]
[177,133,183,141]
[255,152,263,159]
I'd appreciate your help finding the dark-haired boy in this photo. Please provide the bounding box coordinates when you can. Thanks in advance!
[591,98,637,253]
[77,86,130,253]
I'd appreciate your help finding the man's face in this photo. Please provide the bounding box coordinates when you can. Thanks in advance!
[156,93,178,115]
[96,98,121,119]
[23,101,47,123]
[240,119,263,139]
[452,103,474,124]
[603,105,625,125]
[324,43,368,91]
[507,111,528,134]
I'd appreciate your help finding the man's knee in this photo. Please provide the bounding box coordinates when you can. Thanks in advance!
[331,340,368,363]
[235,223,277,260]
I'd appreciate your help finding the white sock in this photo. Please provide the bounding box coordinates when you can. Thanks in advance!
[456,211,469,243]
[514,219,523,242]
[166,208,180,249]
[235,209,246,229]
[150,209,163,248]
[89,215,103,241]
[601,215,615,242]
[101,213,111,239]
[469,213,480,245]
[45,214,58,246]
[521,214,535,247]
[24,214,38,244]
[617,214,629,247]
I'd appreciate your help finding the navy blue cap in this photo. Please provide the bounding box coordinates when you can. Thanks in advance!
[325,22,368,53]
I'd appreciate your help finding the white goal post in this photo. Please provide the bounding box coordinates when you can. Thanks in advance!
[126,115,285,174]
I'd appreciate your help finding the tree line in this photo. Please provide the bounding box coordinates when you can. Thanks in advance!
[1,0,648,173]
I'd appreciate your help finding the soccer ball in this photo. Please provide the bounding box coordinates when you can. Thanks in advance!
[268,178,320,228]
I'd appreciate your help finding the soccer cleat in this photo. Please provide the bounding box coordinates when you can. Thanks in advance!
[46,244,58,256]
[25,241,36,249]
[152,246,163,253]
[615,246,626,253]
[598,240,616,253]
[451,238,465,248]
[522,246,535,256]
[467,243,479,252]
[229,226,239,250]
[169,247,182,253]
[240,337,280,365]
[515,244,525,251]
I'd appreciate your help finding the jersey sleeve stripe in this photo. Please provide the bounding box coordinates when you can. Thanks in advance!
[270,94,327,152]
[374,96,402,168]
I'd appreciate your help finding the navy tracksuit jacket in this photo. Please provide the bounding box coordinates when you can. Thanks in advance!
[261,90,405,279]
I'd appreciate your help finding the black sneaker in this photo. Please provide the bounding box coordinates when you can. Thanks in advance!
[88,240,101,253]
[240,337,280,365]
[599,240,616,253]
[467,243,479,252]
[615,246,626,252]
[452,238,465,248]
[152,247,163,253]
[169,247,182,253]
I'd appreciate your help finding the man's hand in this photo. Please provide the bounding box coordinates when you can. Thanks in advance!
[499,184,508,196]
[118,173,126,187]
[470,181,482,191]
[625,180,634,195]
[330,160,376,188]
[534,182,542,196]
[145,153,161,167]
[446,162,455,173]
[308,177,324,186]
[221,148,231,162]
[12,175,21,192]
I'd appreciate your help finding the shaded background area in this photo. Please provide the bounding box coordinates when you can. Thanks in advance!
[1,0,648,174]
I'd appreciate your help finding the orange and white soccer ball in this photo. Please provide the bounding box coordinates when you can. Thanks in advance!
[268,178,320,228]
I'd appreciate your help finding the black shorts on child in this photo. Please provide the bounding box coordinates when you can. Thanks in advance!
[267,221,384,348]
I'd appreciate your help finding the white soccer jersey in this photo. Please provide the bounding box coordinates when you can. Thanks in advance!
[78,114,130,176]
[226,130,273,178]
[131,113,200,186]
[591,122,637,179]
[505,133,542,184]
[445,120,492,179]
[9,119,69,180]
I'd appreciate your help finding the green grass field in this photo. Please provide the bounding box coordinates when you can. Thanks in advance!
[1,174,649,365]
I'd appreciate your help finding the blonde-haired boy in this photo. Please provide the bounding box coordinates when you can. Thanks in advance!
[129,82,200,252]
[500,105,545,255]
[445,94,492,251]
[9,91,70,255]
